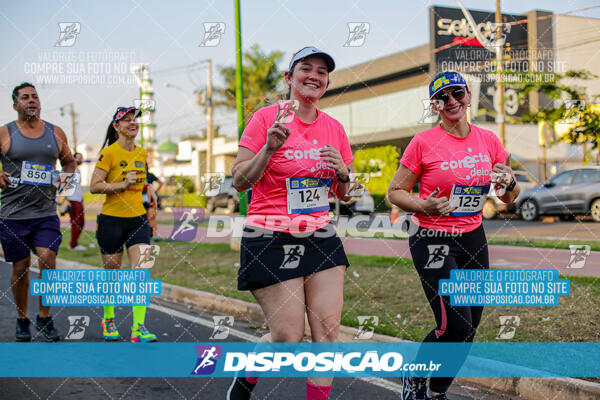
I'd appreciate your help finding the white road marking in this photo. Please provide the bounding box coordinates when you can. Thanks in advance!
[23,262,404,395]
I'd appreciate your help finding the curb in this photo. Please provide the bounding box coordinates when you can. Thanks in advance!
[28,255,600,399]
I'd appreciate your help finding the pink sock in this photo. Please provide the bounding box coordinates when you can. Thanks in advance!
[245,376,259,385]
[306,381,331,400]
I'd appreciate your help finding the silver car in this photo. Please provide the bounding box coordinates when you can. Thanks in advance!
[482,171,538,219]
[517,167,600,222]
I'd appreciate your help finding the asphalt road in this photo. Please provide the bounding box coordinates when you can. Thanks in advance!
[0,261,517,400]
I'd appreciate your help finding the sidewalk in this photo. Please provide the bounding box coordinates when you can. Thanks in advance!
[63,216,600,278]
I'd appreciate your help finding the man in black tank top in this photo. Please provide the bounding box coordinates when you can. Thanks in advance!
[0,83,76,342]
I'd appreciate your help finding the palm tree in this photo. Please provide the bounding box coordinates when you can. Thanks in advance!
[219,44,284,115]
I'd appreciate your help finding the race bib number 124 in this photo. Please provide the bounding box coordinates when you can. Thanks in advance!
[286,177,333,214]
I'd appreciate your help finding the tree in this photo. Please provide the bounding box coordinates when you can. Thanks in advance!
[219,44,284,114]
[353,146,399,195]
[507,69,600,151]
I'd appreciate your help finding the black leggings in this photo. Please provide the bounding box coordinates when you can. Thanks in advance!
[408,224,489,394]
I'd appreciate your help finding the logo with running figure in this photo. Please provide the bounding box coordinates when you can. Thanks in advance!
[136,244,160,269]
[55,22,81,47]
[280,245,305,269]
[191,345,222,375]
[200,172,225,197]
[65,315,90,340]
[210,316,234,340]
[344,22,370,47]
[566,245,591,269]
[425,245,449,269]
[354,316,379,340]
[199,22,225,47]
[497,315,520,339]
[170,208,204,242]
[419,99,444,124]
[561,100,585,124]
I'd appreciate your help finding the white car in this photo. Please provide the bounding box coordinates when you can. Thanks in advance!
[482,171,538,220]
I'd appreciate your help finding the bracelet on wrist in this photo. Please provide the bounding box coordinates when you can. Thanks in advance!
[506,178,516,192]
[337,168,350,183]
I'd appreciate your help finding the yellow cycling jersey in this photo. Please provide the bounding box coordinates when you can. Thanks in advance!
[95,142,147,217]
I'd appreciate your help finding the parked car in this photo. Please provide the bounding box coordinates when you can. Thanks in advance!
[330,190,375,216]
[205,177,239,213]
[516,167,600,222]
[482,170,538,219]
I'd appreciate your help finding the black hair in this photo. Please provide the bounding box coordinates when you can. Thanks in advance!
[101,121,119,151]
[12,82,36,103]
[73,152,82,158]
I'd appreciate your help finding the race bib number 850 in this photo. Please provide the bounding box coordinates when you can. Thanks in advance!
[286,177,333,214]
[21,161,53,187]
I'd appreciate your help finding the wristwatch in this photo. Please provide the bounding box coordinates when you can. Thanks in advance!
[506,177,516,192]
[337,168,350,183]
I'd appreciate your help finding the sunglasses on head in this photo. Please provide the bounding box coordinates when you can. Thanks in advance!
[433,87,467,103]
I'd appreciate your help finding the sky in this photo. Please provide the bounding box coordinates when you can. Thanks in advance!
[1,0,599,148]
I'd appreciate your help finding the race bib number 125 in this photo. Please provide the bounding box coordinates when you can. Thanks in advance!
[449,184,490,217]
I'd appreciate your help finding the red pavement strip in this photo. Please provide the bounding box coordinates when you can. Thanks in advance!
[67,218,599,278]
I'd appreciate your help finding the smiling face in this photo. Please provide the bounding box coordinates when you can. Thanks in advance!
[432,86,471,123]
[285,56,329,102]
[113,111,139,139]
[13,86,41,120]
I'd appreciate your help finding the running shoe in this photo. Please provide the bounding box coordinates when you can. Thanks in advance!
[69,245,87,251]
[401,372,427,400]
[35,315,60,342]
[15,317,31,342]
[427,393,448,400]
[101,318,120,341]
[226,376,257,400]
[130,323,157,342]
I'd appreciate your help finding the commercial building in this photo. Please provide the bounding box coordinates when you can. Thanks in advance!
[320,6,600,181]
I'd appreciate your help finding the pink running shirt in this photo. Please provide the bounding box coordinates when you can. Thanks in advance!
[239,104,353,233]
[401,124,507,233]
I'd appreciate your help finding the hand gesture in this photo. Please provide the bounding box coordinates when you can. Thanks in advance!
[0,171,11,190]
[491,154,513,197]
[266,103,292,153]
[421,187,456,215]
[124,171,137,188]
[320,145,347,178]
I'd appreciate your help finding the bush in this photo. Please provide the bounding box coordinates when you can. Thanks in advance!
[372,193,391,212]
[174,176,196,194]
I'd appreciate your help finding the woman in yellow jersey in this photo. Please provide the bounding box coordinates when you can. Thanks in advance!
[90,106,158,342]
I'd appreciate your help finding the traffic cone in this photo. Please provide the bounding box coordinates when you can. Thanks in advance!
[391,204,400,223]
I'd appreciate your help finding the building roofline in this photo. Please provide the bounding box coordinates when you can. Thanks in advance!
[325,44,430,93]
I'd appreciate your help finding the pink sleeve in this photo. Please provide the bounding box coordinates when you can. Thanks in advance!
[338,125,354,166]
[490,131,508,165]
[239,110,268,153]
[400,135,422,175]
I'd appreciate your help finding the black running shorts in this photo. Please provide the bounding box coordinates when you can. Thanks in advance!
[238,223,349,291]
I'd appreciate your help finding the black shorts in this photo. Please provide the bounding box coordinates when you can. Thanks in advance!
[96,214,151,254]
[238,223,349,291]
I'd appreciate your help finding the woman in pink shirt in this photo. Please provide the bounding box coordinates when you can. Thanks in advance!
[228,47,355,400]
[388,71,521,400]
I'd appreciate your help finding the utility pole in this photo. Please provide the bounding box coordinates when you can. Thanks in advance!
[496,0,506,147]
[60,103,77,152]
[235,0,247,216]
[199,59,214,174]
